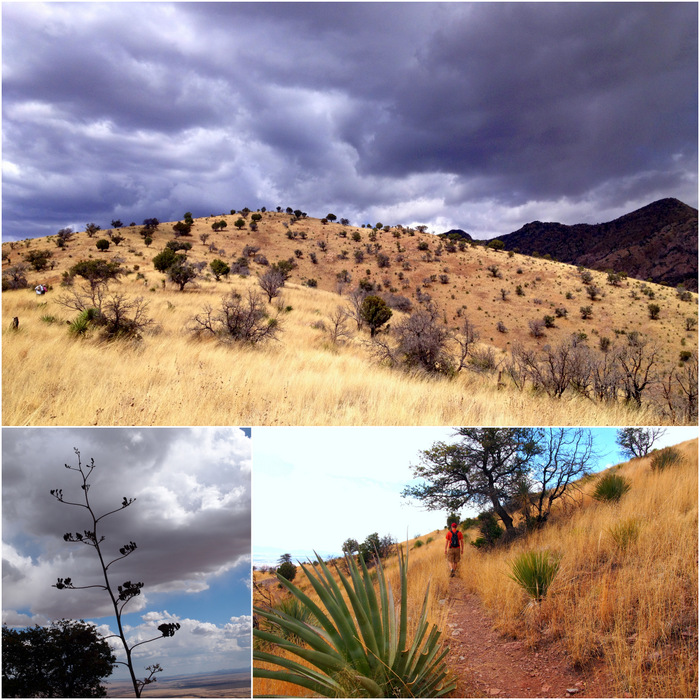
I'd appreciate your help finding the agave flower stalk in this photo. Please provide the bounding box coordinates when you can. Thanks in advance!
[253,548,456,698]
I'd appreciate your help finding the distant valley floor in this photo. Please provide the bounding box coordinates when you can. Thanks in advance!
[105,670,250,698]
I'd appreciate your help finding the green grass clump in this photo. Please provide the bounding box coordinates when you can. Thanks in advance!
[607,518,641,551]
[270,596,317,645]
[650,447,683,471]
[593,472,631,503]
[508,550,561,602]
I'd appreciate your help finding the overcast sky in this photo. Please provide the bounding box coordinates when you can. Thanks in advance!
[2,2,697,242]
[253,426,698,566]
[2,427,252,679]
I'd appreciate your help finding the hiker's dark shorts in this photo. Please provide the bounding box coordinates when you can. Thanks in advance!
[447,548,461,564]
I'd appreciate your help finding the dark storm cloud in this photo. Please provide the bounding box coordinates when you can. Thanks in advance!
[2,3,697,240]
[2,428,251,622]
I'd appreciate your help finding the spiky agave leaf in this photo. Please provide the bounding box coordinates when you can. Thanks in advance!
[253,548,456,697]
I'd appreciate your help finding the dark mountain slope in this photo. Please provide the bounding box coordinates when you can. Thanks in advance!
[490,198,698,290]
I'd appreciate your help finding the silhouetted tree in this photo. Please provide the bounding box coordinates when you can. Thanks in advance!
[2,619,116,697]
[50,450,180,697]
[85,223,101,238]
[277,561,297,582]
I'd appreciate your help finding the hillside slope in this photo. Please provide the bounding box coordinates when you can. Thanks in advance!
[2,210,697,425]
[457,438,698,698]
[491,198,698,290]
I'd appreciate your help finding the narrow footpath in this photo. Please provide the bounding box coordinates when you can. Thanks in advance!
[445,576,614,698]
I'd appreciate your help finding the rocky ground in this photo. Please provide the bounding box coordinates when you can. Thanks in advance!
[445,578,615,698]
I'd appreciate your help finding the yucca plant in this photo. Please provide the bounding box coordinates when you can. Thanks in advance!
[508,550,561,602]
[253,549,456,697]
[593,472,631,503]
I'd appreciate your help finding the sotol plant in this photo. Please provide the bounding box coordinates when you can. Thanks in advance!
[593,472,631,503]
[508,550,561,603]
[50,449,180,697]
[253,549,456,697]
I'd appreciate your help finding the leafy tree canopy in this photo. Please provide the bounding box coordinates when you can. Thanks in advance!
[406,428,597,537]
[69,259,122,286]
[360,295,392,337]
[2,619,116,698]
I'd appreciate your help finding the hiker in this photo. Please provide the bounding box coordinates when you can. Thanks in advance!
[35,284,45,295]
[445,521,464,577]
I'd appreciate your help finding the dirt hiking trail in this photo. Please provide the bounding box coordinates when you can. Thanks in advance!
[445,576,615,698]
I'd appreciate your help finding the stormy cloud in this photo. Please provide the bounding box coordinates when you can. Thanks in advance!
[3,2,697,240]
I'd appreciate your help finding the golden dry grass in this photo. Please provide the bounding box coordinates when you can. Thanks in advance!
[458,439,698,698]
[4,213,689,426]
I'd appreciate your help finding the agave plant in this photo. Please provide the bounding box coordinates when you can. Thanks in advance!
[508,550,561,602]
[253,549,456,697]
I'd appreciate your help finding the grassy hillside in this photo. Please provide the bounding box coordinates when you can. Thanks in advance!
[3,211,696,425]
[459,438,698,697]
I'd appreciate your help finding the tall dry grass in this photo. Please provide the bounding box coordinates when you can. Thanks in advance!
[459,439,698,697]
[3,276,660,426]
[253,539,453,697]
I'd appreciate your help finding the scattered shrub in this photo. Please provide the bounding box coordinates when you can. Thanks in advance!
[24,249,53,271]
[529,319,546,338]
[190,290,281,344]
[2,264,28,290]
[210,259,230,280]
[276,561,297,582]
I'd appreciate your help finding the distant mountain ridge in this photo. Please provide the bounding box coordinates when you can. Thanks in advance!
[486,198,698,290]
